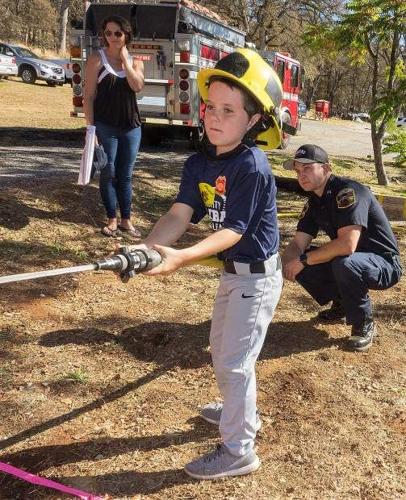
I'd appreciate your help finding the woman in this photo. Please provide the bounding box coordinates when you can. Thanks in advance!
[84,15,144,238]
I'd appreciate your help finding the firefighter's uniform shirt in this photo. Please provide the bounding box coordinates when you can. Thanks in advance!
[297,174,400,257]
[295,174,402,326]
[175,143,283,457]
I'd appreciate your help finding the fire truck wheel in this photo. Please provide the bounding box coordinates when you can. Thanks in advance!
[279,112,291,150]
[20,66,36,84]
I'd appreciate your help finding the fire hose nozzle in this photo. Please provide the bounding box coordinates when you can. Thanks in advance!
[94,248,162,281]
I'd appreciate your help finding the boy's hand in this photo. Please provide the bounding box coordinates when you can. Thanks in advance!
[143,244,185,276]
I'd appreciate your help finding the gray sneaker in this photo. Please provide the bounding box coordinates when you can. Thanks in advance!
[200,402,262,431]
[184,444,260,480]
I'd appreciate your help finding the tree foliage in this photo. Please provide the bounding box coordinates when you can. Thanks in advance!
[0,0,84,52]
[304,0,406,185]
[383,123,406,167]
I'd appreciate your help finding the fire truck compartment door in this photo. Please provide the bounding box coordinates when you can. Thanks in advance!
[137,84,167,116]
[85,4,134,35]
[134,5,177,39]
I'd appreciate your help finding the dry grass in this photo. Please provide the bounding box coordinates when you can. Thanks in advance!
[0,77,82,130]
[0,152,404,499]
[0,77,405,500]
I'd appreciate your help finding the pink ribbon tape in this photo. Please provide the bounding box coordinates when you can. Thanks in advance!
[0,461,103,499]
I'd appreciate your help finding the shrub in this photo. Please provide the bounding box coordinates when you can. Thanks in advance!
[383,124,406,167]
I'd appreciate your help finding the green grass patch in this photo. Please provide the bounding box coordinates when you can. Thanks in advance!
[63,369,89,384]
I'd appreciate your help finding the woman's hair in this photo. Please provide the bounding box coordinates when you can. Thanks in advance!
[101,15,132,48]
[208,76,262,118]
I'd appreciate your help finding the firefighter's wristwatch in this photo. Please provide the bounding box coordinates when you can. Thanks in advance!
[299,253,308,266]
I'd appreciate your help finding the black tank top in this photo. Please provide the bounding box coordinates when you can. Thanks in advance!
[94,49,141,129]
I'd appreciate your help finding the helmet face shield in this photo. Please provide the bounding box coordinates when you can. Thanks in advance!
[255,114,282,150]
[197,49,283,149]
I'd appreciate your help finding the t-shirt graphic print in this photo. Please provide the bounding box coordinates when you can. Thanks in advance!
[199,175,227,230]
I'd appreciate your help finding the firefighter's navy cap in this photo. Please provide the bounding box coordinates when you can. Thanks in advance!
[197,49,283,150]
[283,144,329,170]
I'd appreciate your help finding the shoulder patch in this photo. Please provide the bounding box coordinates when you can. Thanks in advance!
[299,201,309,219]
[336,187,356,209]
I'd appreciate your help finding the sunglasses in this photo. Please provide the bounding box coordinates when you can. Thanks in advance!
[104,30,124,38]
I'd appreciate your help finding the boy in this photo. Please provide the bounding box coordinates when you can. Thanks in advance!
[132,49,283,479]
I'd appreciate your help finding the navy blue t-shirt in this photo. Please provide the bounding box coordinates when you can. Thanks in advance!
[175,144,279,263]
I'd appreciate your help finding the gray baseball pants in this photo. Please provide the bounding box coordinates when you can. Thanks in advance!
[210,253,283,457]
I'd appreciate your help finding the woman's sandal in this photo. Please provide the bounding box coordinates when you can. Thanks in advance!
[117,225,141,239]
[101,226,117,237]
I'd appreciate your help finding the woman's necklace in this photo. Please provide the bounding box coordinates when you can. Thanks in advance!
[106,51,123,70]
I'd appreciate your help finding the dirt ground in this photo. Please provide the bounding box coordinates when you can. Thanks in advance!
[0,81,405,499]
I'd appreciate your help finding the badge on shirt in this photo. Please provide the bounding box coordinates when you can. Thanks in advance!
[299,201,309,219]
[215,176,226,196]
[336,187,356,209]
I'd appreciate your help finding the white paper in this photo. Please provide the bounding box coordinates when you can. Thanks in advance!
[77,125,96,185]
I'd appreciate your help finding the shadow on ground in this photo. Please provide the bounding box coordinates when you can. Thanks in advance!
[0,416,214,496]
[0,127,84,147]
[262,319,347,360]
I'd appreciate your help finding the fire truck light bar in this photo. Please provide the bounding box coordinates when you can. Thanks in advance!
[131,44,161,50]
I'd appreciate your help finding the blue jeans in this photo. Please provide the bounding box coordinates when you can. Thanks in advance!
[296,251,402,326]
[95,121,141,219]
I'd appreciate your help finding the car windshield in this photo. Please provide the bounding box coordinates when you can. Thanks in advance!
[12,46,39,58]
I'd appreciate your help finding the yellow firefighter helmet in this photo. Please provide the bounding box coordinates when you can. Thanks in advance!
[197,48,283,150]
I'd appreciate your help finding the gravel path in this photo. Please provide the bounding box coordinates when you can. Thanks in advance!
[0,118,386,183]
[288,117,375,157]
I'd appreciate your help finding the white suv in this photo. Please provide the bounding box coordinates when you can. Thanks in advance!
[0,53,18,78]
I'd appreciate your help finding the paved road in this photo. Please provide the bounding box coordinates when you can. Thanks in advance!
[286,117,375,158]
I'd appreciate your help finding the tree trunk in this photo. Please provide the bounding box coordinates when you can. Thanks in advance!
[368,39,389,186]
[58,0,69,54]
[305,74,321,109]
[371,121,388,186]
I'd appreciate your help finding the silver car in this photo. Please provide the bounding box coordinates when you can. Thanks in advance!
[0,42,65,86]
[48,58,73,83]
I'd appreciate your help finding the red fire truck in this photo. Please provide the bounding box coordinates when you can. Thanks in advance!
[69,0,302,148]
[260,51,303,148]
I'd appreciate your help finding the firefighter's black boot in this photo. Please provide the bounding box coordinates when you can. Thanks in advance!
[347,319,377,352]
[317,299,346,322]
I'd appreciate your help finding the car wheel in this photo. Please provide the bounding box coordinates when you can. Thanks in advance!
[46,81,57,87]
[20,66,36,84]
